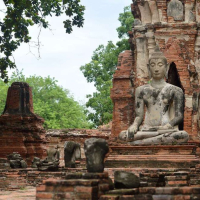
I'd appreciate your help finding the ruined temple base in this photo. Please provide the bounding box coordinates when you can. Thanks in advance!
[0,115,46,166]
[0,168,87,191]
[2,167,200,199]
[102,166,200,199]
[36,172,110,200]
[100,186,200,200]
[105,144,200,168]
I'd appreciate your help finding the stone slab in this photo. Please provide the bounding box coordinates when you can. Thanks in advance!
[109,145,197,155]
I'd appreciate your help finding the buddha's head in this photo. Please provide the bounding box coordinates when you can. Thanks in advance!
[148,46,169,80]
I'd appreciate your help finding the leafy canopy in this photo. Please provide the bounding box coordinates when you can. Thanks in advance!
[0,0,85,81]
[0,71,91,129]
[80,6,134,127]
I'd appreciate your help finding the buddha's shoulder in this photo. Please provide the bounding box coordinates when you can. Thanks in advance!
[164,83,183,94]
[136,84,150,91]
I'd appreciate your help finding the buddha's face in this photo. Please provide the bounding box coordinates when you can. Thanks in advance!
[149,58,167,80]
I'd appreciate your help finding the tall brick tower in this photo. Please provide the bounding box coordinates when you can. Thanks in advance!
[111,0,200,142]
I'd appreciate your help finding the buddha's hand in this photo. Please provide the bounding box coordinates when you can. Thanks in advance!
[127,124,138,141]
[156,123,173,130]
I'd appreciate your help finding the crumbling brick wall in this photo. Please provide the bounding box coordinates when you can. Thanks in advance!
[110,50,135,138]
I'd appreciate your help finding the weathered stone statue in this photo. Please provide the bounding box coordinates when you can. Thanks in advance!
[119,47,189,145]
[84,138,109,173]
[37,146,60,171]
[114,171,140,189]
[64,141,81,168]
[7,152,27,168]
[31,157,41,168]
[0,158,10,169]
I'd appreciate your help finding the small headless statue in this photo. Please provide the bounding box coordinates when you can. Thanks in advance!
[37,146,60,171]
[119,47,189,145]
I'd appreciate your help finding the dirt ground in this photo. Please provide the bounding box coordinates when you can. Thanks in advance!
[0,186,35,200]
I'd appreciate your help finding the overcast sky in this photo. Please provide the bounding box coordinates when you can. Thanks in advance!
[0,0,132,103]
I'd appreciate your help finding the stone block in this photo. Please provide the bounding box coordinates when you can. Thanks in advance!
[114,171,140,189]
[100,195,120,200]
[106,188,138,195]
[139,187,156,194]
[75,186,98,193]
[36,192,53,199]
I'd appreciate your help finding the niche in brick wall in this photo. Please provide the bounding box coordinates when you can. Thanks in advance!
[167,62,184,130]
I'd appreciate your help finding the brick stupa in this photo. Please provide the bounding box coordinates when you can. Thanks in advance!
[0,82,46,165]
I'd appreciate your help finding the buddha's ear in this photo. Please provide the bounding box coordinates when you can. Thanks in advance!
[147,63,152,79]
[165,63,170,79]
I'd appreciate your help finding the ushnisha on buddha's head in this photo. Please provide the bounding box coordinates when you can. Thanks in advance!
[147,46,170,80]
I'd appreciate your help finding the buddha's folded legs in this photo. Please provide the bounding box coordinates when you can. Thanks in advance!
[129,131,189,145]
[134,131,164,140]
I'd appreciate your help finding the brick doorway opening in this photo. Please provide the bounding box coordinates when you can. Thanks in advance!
[167,62,184,131]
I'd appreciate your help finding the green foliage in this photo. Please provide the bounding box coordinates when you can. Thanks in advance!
[117,6,134,39]
[0,0,85,81]
[0,71,91,129]
[80,6,134,127]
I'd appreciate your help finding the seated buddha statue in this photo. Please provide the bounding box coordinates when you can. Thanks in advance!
[119,47,189,145]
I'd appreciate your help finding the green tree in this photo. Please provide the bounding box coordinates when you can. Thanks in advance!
[0,0,85,81]
[80,6,134,127]
[0,71,91,129]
